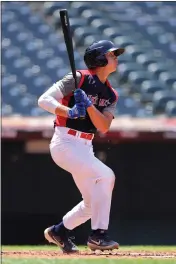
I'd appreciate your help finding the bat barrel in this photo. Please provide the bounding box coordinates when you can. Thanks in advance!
[59,9,77,89]
[60,9,85,119]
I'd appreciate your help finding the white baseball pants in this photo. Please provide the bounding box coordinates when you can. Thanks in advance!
[50,127,115,230]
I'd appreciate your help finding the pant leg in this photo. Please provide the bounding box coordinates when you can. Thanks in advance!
[62,167,93,230]
[50,138,92,230]
[63,157,115,231]
[63,200,91,230]
[89,157,115,230]
[50,135,115,231]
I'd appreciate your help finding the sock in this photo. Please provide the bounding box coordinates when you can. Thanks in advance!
[91,229,106,236]
[54,221,68,236]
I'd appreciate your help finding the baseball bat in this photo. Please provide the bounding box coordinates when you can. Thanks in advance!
[60,9,77,90]
[60,9,85,119]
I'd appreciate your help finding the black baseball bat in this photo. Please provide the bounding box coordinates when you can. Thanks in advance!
[60,9,77,90]
[60,9,85,119]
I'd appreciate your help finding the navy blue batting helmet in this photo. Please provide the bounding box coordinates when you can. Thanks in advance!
[84,40,125,69]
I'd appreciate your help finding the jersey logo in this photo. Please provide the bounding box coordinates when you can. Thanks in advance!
[87,95,111,107]
[88,94,99,105]
[99,98,111,107]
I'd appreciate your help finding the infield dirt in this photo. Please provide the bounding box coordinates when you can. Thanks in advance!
[2,250,176,259]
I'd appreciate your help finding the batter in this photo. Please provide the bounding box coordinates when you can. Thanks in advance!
[38,40,125,253]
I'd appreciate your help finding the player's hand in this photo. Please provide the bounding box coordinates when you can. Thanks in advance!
[68,102,86,119]
[74,89,92,109]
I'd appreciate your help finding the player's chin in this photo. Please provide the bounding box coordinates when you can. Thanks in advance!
[111,66,117,72]
[113,63,118,71]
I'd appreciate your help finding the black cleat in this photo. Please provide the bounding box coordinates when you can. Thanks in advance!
[44,226,79,253]
[87,230,119,251]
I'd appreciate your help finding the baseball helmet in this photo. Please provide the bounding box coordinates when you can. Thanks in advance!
[84,40,125,69]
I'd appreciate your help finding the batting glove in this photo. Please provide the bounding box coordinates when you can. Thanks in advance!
[74,89,92,109]
[68,102,86,119]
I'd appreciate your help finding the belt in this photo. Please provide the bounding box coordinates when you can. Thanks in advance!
[67,129,94,140]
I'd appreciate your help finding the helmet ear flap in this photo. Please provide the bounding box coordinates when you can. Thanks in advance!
[84,51,97,69]
[84,49,108,69]
[96,54,108,67]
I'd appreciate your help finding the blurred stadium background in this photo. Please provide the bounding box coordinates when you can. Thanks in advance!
[2,1,176,117]
[1,1,176,247]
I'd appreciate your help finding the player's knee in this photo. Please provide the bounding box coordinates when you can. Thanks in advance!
[84,201,91,208]
[109,169,115,188]
[103,168,115,189]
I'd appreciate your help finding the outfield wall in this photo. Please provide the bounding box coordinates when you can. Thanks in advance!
[2,139,176,245]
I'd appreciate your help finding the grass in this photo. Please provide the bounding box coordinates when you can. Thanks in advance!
[2,245,176,264]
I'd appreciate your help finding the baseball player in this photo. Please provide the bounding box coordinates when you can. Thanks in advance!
[38,40,125,253]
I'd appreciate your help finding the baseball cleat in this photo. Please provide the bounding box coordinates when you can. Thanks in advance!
[87,231,119,251]
[44,226,79,253]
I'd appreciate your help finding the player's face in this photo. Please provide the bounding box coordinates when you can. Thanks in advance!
[105,51,118,72]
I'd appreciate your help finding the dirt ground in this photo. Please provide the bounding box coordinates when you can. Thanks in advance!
[2,250,176,259]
